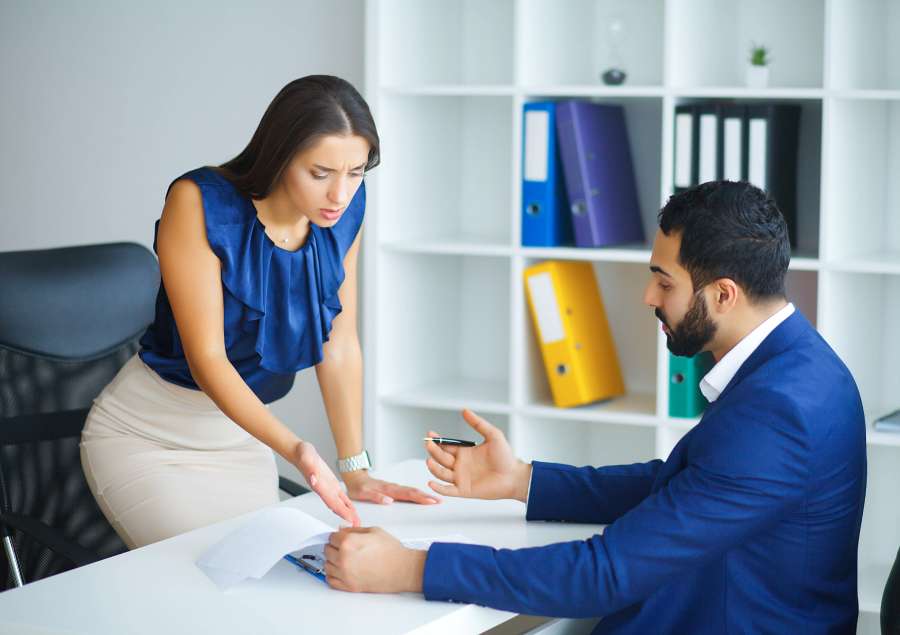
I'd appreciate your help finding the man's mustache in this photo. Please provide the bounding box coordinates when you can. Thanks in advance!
[655,308,669,328]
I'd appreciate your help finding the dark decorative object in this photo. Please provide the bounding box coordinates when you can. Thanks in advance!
[602,69,627,85]
[600,16,627,86]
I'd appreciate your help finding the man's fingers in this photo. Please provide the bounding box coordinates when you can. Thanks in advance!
[428,480,460,497]
[326,568,348,591]
[426,457,455,484]
[462,408,497,441]
[425,436,456,468]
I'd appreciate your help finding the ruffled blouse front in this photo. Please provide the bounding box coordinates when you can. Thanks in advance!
[139,167,365,404]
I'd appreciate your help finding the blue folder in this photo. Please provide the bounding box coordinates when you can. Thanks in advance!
[521,102,572,247]
[555,101,644,248]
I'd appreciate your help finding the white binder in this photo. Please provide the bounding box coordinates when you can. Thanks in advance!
[674,109,693,189]
[748,117,768,191]
[698,111,718,184]
[723,112,743,182]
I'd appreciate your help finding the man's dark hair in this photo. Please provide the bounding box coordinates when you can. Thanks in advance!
[658,181,790,302]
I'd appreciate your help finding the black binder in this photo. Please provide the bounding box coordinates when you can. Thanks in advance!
[743,104,801,248]
[673,102,802,247]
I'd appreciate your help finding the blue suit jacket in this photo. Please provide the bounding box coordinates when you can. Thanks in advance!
[423,312,867,634]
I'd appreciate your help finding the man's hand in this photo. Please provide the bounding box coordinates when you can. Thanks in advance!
[342,470,440,505]
[324,527,426,593]
[425,409,532,502]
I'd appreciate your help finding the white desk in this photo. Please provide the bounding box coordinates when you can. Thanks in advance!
[0,460,604,635]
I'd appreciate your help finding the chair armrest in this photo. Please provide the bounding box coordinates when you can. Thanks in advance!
[0,511,100,568]
[278,476,309,498]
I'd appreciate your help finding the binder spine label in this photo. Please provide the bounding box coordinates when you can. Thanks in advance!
[723,117,742,181]
[699,113,718,183]
[527,272,565,344]
[524,110,550,182]
[674,112,693,188]
[748,118,768,190]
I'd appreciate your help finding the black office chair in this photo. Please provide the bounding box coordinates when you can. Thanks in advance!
[884,546,900,634]
[0,242,308,592]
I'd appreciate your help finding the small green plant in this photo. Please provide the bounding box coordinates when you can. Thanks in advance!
[749,43,771,66]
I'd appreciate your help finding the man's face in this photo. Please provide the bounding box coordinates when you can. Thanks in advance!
[644,229,718,357]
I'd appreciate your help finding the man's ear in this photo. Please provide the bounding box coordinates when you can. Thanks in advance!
[710,278,739,314]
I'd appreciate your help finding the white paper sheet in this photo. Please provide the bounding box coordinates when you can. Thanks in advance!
[196,507,334,589]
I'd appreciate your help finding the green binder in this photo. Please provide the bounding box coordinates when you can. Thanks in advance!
[668,352,715,418]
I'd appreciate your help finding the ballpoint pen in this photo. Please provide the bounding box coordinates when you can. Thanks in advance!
[423,436,476,447]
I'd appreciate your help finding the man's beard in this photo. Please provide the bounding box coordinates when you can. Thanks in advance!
[656,291,717,357]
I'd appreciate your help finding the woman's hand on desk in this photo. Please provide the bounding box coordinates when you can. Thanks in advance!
[324,527,425,594]
[342,471,440,505]
[425,409,532,503]
[292,441,361,527]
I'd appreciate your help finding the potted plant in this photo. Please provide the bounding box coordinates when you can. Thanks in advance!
[746,43,771,88]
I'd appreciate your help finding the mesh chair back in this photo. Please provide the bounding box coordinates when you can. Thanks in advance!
[0,242,159,590]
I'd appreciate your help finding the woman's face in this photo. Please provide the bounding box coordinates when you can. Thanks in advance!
[280,134,370,227]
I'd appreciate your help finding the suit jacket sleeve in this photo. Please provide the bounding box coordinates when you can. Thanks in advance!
[423,398,809,618]
[526,459,664,524]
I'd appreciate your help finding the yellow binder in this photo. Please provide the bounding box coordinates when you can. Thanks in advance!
[524,260,625,408]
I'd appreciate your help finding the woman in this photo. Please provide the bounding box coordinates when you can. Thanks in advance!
[80,75,437,550]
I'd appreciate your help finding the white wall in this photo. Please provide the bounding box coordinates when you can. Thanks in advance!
[0,0,366,484]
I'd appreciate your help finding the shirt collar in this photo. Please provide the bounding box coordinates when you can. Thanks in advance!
[699,303,795,403]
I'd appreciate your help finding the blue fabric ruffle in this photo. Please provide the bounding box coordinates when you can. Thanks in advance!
[139,166,365,403]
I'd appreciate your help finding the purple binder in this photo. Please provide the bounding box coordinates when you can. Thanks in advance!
[555,101,645,248]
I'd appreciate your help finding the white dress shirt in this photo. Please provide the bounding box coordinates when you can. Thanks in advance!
[699,303,795,403]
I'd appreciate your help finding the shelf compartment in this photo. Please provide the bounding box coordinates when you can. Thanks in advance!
[376,95,513,244]
[672,97,822,258]
[825,99,900,263]
[377,405,509,468]
[519,95,663,249]
[519,259,658,417]
[515,416,657,467]
[667,0,824,89]
[857,444,900,616]
[519,392,658,427]
[381,237,512,257]
[376,0,514,86]
[828,0,900,91]
[380,377,511,414]
[831,252,900,276]
[518,0,664,87]
[821,272,900,425]
[785,270,818,328]
[377,252,511,404]
[519,245,651,264]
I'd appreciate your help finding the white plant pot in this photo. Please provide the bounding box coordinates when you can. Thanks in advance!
[746,65,770,89]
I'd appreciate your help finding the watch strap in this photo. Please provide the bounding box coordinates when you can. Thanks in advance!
[336,450,372,473]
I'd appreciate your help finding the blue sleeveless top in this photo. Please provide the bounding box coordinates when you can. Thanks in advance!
[138,166,365,404]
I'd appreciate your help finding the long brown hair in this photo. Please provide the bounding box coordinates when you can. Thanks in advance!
[218,75,380,198]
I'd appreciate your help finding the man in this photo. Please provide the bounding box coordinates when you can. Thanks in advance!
[324,181,867,633]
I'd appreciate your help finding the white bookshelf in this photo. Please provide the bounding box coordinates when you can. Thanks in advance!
[363,1,900,631]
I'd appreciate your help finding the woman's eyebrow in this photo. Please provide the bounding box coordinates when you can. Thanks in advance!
[650,265,672,278]
[312,163,367,172]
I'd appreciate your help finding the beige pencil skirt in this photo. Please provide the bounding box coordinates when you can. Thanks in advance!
[80,354,280,550]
